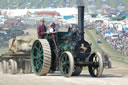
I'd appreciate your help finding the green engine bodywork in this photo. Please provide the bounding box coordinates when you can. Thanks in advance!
[44,32,78,57]
[44,30,91,60]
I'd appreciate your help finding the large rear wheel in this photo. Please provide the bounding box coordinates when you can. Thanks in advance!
[32,39,51,76]
[59,51,74,77]
[88,52,103,77]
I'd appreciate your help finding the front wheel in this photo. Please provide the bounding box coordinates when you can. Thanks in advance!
[88,52,104,77]
[59,51,74,77]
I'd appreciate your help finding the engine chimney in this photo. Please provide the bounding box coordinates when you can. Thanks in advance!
[78,6,84,40]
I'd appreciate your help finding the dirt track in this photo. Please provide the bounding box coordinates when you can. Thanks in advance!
[0,60,128,85]
[0,28,128,85]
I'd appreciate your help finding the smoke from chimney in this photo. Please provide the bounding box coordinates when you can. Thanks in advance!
[77,0,84,6]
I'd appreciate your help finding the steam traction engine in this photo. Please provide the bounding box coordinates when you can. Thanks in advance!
[31,6,104,77]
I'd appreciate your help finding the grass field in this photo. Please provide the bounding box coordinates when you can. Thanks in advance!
[57,0,63,8]
[41,0,49,8]
[85,29,104,53]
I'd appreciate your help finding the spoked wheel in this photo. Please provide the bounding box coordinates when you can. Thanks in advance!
[88,52,103,77]
[59,51,74,77]
[8,59,17,74]
[32,39,51,76]
[72,66,83,76]
[2,60,8,73]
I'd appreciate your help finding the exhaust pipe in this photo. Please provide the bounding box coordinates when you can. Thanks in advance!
[78,6,84,40]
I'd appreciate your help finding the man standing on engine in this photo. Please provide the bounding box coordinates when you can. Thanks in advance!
[48,22,57,33]
[37,19,47,39]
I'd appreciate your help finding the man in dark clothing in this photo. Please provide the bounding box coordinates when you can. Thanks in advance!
[37,19,47,39]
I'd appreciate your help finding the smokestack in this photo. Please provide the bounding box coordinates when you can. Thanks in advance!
[78,6,84,40]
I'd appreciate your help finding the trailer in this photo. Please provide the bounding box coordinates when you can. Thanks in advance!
[0,35,36,74]
[0,51,32,74]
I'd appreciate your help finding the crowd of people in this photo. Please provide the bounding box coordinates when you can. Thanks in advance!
[94,20,128,56]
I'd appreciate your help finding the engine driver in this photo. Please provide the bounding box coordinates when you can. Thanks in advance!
[37,19,47,39]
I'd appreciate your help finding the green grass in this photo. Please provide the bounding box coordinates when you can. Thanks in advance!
[0,0,128,9]
[83,66,88,70]
[85,29,104,53]
[70,0,75,7]
[56,0,63,8]
[32,0,37,3]
[29,0,37,8]
[41,0,49,8]
[107,0,118,8]
[120,0,128,9]
[84,0,88,12]
[19,0,28,8]
[95,0,102,9]
[111,57,128,64]
[7,0,19,8]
